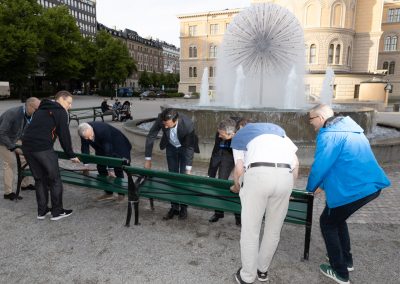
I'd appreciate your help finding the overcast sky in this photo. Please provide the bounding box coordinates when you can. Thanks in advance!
[96,0,251,47]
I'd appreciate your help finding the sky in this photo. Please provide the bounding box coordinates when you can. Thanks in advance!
[96,0,251,47]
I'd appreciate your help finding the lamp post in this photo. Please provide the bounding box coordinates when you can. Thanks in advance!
[384,83,392,106]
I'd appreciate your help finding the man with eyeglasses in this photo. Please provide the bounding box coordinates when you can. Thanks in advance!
[306,104,390,284]
[144,108,199,220]
[22,91,80,221]
[0,97,40,200]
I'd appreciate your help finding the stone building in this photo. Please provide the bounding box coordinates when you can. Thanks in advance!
[378,0,400,100]
[97,24,163,90]
[157,41,180,74]
[178,0,391,102]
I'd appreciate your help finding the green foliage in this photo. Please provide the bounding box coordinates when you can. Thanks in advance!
[40,6,83,88]
[95,30,136,88]
[138,70,151,88]
[0,0,43,93]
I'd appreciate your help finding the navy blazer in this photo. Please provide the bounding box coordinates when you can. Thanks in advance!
[145,113,199,166]
[81,121,132,161]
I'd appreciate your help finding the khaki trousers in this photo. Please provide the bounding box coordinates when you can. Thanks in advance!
[0,144,31,194]
[239,166,293,283]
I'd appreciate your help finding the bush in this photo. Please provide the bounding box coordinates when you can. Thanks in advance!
[166,92,184,98]
[191,92,200,99]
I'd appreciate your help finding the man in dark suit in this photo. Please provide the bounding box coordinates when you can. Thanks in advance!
[144,108,199,220]
[78,121,132,201]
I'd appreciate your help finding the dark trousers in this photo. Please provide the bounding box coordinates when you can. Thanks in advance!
[208,152,240,219]
[320,190,381,279]
[166,144,188,211]
[23,149,64,216]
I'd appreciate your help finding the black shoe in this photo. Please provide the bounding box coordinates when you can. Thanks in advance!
[234,268,253,284]
[178,207,188,220]
[4,192,22,201]
[257,270,268,282]
[37,207,52,220]
[50,209,73,221]
[163,208,179,220]
[209,213,224,223]
[21,184,35,191]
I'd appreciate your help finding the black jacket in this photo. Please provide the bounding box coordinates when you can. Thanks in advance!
[145,113,199,166]
[22,99,75,158]
[207,133,234,178]
[81,121,132,160]
[0,106,27,150]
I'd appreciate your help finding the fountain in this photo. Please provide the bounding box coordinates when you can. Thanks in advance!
[319,67,335,106]
[124,3,398,165]
[199,67,210,106]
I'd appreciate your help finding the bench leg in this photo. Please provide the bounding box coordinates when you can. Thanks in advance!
[150,198,154,210]
[125,173,141,227]
[303,194,314,260]
[303,225,311,260]
[15,153,24,199]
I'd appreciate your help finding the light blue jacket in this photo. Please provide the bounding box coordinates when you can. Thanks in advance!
[306,116,390,208]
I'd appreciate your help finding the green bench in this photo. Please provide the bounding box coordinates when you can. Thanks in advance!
[68,106,113,125]
[16,151,314,260]
[15,151,128,199]
[123,166,314,260]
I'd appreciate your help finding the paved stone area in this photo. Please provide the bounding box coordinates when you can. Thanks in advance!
[0,96,399,283]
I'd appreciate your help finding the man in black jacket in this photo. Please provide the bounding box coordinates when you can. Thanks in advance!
[22,91,80,221]
[0,97,40,200]
[78,121,132,201]
[144,108,199,220]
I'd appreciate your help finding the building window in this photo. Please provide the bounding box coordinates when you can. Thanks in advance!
[388,8,400,23]
[210,24,219,35]
[305,4,319,27]
[209,66,215,77]
[309,44,316,64]
[335,44,341,64]
[189,25,197,36]
[209,45,217,58]
[331,3,343,27]
[384,36,397,51]
[188,86,196,93]
[383,61,389,71]
[328,44,334,64]
[189,46,197,58]
[193,67,197,77]
[354,84,360,99]
[389,61,395,75]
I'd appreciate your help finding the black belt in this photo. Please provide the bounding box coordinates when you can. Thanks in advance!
[247,162,291,170]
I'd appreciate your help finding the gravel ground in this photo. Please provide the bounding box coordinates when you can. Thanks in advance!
[0,96,399,283]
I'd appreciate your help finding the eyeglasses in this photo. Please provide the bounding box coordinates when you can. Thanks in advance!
[309,116,319,121]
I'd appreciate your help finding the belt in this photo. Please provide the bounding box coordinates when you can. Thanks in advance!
[247,162,291,170]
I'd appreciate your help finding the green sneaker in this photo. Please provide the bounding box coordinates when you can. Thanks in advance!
[325,254,354,272]
[319,263,350,284]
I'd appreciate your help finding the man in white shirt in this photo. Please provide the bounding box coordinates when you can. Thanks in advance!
[230,123,299,284]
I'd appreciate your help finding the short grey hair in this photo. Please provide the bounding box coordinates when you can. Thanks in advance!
[217,118,237,135]
[77,122,92,137]
[25,97,40,107]
[309,104,334,120]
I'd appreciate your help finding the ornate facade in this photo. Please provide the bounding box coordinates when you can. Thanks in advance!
[178,0,391,102]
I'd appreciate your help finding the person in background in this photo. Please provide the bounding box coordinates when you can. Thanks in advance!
[22,91,80,221]
[208,117,250,226]
[78,121,132,202]
[0,97,40,200]
[306,104,390,284]
[230,122,299,284]
[100,98,116,120]
[144,108,199,220]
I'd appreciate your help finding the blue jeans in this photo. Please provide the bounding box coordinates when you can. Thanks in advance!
[320,190,381,279]
[166,144,188,211]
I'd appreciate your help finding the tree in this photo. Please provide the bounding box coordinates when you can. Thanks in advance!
[138,70,151,89]
[79,37,98,93]
[150,71,159,88]
[95,30,136,91]
[0,0,43,98]
[40,5,83,90]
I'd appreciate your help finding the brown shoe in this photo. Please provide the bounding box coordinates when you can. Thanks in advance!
[96,193,115,201]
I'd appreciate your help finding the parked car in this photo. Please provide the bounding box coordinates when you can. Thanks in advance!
[73,89,83,95]
[156,91,167,98]
[139,91,156,100]
[118,87,133,97]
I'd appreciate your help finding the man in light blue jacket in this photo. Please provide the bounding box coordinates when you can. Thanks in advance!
[306,104,390,284]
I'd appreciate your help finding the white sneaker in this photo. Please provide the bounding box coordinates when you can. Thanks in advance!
[37,208,51,220]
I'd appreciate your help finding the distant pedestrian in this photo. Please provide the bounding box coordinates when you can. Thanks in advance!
[306,104,390,284]
[0,97,40,200]
[231,123,299,284]
[22,91,80,221]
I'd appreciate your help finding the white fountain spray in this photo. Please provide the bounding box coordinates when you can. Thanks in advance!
[199,67,210,106]
[319,67,335,106]
[216,2,305,109]
[233,65,246,108]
